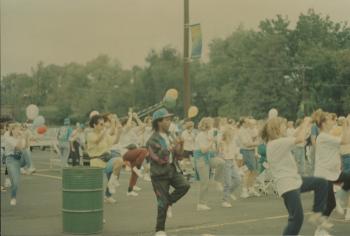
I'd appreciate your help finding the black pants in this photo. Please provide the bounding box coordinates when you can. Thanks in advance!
[323,171,350,217]
[68,141,80,166]
[151,164,190,232]
[281,176,328,236]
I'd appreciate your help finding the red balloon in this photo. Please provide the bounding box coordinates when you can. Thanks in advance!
[37,125,47,134]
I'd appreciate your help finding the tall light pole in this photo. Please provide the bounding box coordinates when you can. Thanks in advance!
[183,0,191,115]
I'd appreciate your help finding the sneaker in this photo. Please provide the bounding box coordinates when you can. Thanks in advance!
[104,196,116,204]
[1,186,6,192]
[309,213,333,229]
[248,187,261,197]
[155,231,167,236]
[143,174,151,182]
[345,208,350,221]
[314,226,333,236]
[319,217,334,229]
[133,185,142,191]
[20,168,26,174]
[132,166,143,178]
[197,204,211,211]
[127,191,139,197]
[230,194,237,201]
[240,188,249,199]
[27,168,36,174]
[222,201,232,208]
[4,177,11,187]
[167,206,173,218]
[10,198,16,206]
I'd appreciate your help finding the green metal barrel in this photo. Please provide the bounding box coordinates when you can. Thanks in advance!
[62,167,104,234]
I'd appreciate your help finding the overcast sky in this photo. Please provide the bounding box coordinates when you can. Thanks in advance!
[1,0,350,77]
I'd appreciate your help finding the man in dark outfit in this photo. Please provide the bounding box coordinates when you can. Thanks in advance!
[146,108,190,236]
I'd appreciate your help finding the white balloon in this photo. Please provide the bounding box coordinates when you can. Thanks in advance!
[33,115,45,127]
[26,104,39,120]
[268,108,278,119]
[89,110,99,118]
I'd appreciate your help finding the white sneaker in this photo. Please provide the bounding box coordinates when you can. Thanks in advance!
[230,194,237,201]
[4,177,11,187]
[240,188,249,199]
[222,201,232,208]
[309,213,333,229]
[27,168,36,174]
[104,196,116,204]
[345,208,350,221]
[127,191,138,197]
[167,206,173,218]
[10,198,16,206]
[197,204,211,211]
[20,168,30,175]
[1,186,6,192]
[155,231,167,236]
[133,185,142,191]
[314,226,333,236]
[248,187,261,197]
[132,166,143,178]
[143,174,151,182]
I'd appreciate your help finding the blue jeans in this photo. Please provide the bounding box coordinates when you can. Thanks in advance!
[240,149,257,171]
[21,149,33,169]
[341,154,350,173]
[281,176,328,236]
[223,159,241,202]
[6,155,27,198]
[292,146,305,176]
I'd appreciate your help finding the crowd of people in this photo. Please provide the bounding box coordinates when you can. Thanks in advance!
[1,108,350,236]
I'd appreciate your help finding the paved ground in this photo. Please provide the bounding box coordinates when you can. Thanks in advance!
[1,150,349,236]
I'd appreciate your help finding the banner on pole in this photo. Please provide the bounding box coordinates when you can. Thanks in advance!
[190,23,202,59]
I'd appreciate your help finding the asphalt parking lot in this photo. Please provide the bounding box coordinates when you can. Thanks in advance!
[1,150,349,236]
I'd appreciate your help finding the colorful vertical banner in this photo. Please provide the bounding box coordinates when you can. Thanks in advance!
[190,23,202,59]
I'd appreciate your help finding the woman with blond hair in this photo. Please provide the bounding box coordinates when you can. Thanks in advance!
[262,117,330,236]
[194,117,224,211]
[237,117,260,198]
[3,123,30,206]
[219,126,241,208]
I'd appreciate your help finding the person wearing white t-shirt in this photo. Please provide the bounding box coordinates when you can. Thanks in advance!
[3,123,29,206]
[263,117,330,236]
[314,112,350,225]
[237,117,260,198]
[180,121,196,179]
[194,117,224,211]
[219,126,241,208]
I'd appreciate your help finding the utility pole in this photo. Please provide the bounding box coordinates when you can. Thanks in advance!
[183,0,191,115]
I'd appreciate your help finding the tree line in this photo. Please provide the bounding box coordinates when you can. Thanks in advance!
[1,9,350,125]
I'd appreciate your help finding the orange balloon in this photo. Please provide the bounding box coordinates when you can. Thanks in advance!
[37,125,47,134]
[165,89,178,99]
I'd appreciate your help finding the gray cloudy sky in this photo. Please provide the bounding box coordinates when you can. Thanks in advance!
[1,0,350,76]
